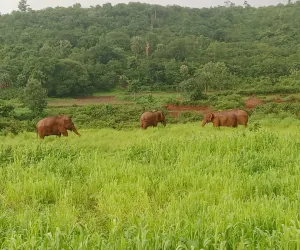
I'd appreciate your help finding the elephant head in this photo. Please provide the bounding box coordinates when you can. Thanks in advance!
[202,113,214,127]
[157,111,166,126]
[57,115,81,136]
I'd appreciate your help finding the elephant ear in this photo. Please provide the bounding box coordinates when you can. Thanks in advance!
[210,113,214,120]
[158,111,163,119]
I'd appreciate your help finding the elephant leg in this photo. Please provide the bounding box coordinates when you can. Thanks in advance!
[141,121,147,129]
[62,131,68,137]
[38,132,45,139]
[142,122,147,129]
[58,127,68,137]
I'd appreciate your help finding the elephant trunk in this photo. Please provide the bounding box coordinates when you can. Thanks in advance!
[71,125,81,136]
[162,117,166,126]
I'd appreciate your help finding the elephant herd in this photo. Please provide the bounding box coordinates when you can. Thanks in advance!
[35,109,248,139]
[139,109,248,129]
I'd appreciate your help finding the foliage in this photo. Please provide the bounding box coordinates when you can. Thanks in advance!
[1,2,300,97]
[21,78,48,115]
[0,101,15,117]
[196,62,233,93]
[18,0,29,12]
[180,77,205,101]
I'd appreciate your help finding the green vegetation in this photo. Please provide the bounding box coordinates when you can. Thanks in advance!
[1,1,300,247]
[1,123,300,248]
[1,2,300,97]
[22,78,48,115]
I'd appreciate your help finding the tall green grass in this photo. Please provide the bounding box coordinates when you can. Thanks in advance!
[1,123,300,249]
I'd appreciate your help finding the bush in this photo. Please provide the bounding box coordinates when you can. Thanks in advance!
[210,93,244,110]
[21,78,48,115]
[0,101,15,117]
[0,118,24,135]
[252,103,300,119]
[0,88,20,100]
[178,111,203,123]
[180,78,205,101]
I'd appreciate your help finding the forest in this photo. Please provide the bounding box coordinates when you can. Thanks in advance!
[1,1,300,98]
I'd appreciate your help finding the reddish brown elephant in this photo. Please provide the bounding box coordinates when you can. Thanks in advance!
[140,111,166,129]
[36,115,81,139]
[202,109,248,128]
[226,109,248,127]
[202,112,238,128]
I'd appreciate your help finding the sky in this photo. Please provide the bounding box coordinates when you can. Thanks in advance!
[0,0,289,14]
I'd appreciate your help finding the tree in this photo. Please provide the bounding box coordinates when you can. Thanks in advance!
[22,78,47,115]
[18,0,29,12]
[130,36,145,57]
[49,59,91,97]
[0,72,11,88]
[180,78,204,101]
[243,1,251,8]
[196,62,233,93]
[127,79,140,100]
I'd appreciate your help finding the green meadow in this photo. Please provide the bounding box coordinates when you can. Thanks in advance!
[1,121,300,249]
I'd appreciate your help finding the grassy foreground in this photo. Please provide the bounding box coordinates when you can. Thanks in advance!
[1,122,300,249]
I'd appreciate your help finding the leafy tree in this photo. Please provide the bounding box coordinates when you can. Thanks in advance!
[196,62,233,93]
[130,36,145,57]
[127,80,140,100]
[105,31,131,51]
[0,72,11,88]
[22,78,47,115]
[50,59,91,97]
[18,0,29,12]
[180,78,205,101]
[0,101,14,117]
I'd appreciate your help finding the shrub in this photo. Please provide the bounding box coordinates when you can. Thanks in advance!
[0,118,24,135]
[0,101,15,117]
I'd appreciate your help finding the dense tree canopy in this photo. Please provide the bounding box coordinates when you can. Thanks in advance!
[1,1,300,97]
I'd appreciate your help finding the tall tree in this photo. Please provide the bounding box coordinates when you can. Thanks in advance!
[22,78,47,115]
[18,0,29,12]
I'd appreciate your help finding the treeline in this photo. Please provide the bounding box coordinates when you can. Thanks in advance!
[1,1,300,97]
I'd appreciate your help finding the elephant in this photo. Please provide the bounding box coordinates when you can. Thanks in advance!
[202,112,238,128]
[202,109,248,128]
[222,109,248,127]
[140,111,166,129]
[36,114,81,139]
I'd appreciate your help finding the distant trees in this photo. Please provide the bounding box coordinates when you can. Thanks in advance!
[0,2,299,98]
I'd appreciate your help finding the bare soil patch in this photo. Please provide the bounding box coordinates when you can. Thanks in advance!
[244,95,265,109]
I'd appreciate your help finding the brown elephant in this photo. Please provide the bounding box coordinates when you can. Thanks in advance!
[202,109,248,127]
[225,109,248,127]
[140,111,166,129]
[202,112,238,128]
[36,115,81,139]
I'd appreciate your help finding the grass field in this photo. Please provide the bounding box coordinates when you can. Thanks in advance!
[1,121,300,249]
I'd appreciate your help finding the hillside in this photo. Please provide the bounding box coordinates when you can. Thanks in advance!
[1,2,300,97]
